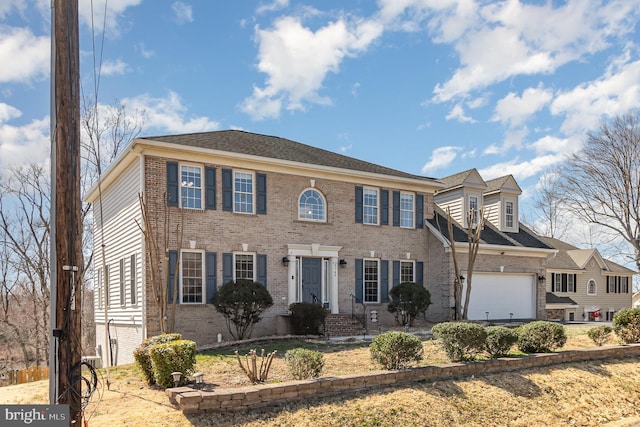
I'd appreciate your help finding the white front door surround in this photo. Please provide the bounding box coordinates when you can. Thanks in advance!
[287,244,342,314]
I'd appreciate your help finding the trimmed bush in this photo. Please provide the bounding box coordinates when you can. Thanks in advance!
[387,282,432,326]
[284,348,325,379]
[212,279,274,340]
[517,321,567,353]
[289,302,328,336]
[370,331,424,370]
[148,339,197,388]
[613,308,640,344]
[133,333,182,385]
[587,325,613,346]
[432,322,487,362]
[484,326,518,358]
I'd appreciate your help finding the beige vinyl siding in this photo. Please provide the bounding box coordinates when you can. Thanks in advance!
[483,194,500,229]
[93,158,144,325]
[434,190,464,226]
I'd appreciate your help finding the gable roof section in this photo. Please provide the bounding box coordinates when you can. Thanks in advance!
[538,236,636,274]
[427,207,552,249]
[435,168,487,194]
[141,130,436,183]
[546,293,578,306]
[484,175,522,195]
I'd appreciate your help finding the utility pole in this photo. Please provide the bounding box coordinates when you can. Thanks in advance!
[50,1,83,425]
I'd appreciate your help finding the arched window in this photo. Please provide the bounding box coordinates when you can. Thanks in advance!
[587,279,597,296]
[298,189,326,221]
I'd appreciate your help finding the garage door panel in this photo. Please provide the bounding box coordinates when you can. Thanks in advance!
[463,274,535,320]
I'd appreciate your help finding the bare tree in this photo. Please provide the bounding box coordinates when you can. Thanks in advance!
[527,172,570,239]
[557,113,640,276]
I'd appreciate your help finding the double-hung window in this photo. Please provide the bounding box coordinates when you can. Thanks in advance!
[505,201,514,228]
[607,276,629,293]
[400,193,414,228]
[235,253,255,280]
[469,196,479,226]
[181,250,204,304]
[234,171,254,214]
[552,273,576,292]
[363,188,379,225]
[364,259,379,303]
[180,165,202,209]
[400,260,415,283]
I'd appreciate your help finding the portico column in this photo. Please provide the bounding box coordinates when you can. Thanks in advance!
[330,257,339,314]
[287,256,296,306]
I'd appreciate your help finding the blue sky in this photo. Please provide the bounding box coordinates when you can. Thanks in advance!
[1,0,640,217]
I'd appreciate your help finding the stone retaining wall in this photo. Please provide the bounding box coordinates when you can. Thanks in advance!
[166,344,640,413]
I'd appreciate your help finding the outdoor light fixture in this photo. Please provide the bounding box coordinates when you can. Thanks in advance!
[171,371,182,388]
[282,256,290,266]
[485,312,489,322]
[538,274,546,282]
[193,372,204,388]
[339,259,347,267]
[459,275,465,282]
[509,312,514,322]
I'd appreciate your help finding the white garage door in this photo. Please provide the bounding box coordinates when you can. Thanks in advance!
[462,274,536,320]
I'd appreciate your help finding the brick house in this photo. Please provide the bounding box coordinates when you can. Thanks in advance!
[86,132,555,365]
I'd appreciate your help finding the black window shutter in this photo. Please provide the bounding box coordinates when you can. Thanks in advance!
[257,173,267,215]
[416,194,424,229]
[355,186,363,223]
[392,260,400,286]
[205,167,216,210]
[381,260,389,303]
[573,274,577,293]
[392,191,400,227]
[167,162,179,207]
[222,169,233,211]
[551,274,556,292]
[223,253,233,284]
[205,252,217,302]
[167,250,178,304]
[257,254,267,286]
[416,262,424,285]
[355,258,363,303]
[381,189,389,225]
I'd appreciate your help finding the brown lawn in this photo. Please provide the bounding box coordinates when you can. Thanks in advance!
[2,324,640,426]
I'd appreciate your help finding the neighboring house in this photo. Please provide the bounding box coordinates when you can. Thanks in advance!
[539,237,636,322]
[86,130,444,365]
[633,291,640,308]
[426,169,556,322]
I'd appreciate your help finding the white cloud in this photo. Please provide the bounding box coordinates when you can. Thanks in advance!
[493,85,553,127]
[77,0,143,36]
[0,115,50,169]
[172,1,193,24]
[0,27,49,83]
[100,58,129,76]
[420,146,461,174]
[256,0,289,15]
[242,15,383,120]
[122,91,220,134]
[479,154,563,181]
[483,144,500,155]
[445,103,475,123]
[0,102,22,122]
[135,43,155,59]
[529,135,578,157]
[0,0,26,19]
[551,57,640,136]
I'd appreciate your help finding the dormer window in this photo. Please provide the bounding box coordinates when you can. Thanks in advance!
[505,201,514,228]
[469,196,479,226]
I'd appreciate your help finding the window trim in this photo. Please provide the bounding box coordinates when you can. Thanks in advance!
[179,163,203,210]
[399,192,415,229]
[298,188,327,222]
[400,260,415,283]
[505,200,514,229]
[180,249,205,305]
[468,195,479,227]
[363,258,380,303]
[96,268,103,308]
[363,187,379,226]
[130,254,137,305]
[233,170,255,214]
[105,265,110,307]
[119,258,126,306]
[233,252,256,281]
[587,279,597,296]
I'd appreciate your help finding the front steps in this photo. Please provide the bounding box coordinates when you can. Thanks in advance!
[324,313,366,337]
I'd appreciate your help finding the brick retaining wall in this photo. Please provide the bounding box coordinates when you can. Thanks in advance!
[166,344,640,413]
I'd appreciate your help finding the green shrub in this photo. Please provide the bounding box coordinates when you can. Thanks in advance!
[148,339,197,388]
[284,348,325,379]
[432,322,487,361]
[484,326,518,358]
[387,282,432,326]
[289,302,328,336]
[613,308,640,344]
[517,321,567,353]
[370,331,424,370]
[587,325,613,346]
[212,279,274,340]
[133,333,182,385]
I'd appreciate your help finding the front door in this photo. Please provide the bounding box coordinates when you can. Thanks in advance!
[301,258,322,304]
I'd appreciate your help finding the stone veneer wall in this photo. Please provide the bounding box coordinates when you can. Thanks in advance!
[167,344,640,413]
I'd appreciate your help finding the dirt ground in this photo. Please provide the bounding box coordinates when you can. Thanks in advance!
[2,325,640,427]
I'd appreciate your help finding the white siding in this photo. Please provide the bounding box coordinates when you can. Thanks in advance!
[93,158,144,328]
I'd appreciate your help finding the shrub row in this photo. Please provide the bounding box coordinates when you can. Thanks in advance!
[432,321,567,362]
[133,333,196,388]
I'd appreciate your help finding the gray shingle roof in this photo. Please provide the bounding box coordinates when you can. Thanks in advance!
[546,293,578,305]
[141,130,437,182]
